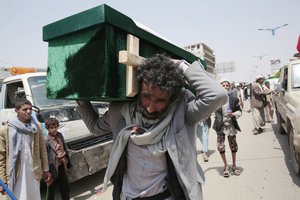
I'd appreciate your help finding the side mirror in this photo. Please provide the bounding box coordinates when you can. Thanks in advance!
[32,106,44,123]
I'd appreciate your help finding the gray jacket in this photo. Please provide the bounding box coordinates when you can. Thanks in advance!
[251,82,267,108]
[76,61,227,200]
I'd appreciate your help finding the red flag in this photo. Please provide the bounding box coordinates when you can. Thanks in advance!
[297,35,300,53]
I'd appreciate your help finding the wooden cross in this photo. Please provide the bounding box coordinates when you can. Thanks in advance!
[119,34,145,97]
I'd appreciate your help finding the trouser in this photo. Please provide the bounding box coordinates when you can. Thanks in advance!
[264,102,274,121]
[243,99,251,111]
[48,165,70,200]
[217,132,238,153]
[252,107,265,129]
[197,121,209,152]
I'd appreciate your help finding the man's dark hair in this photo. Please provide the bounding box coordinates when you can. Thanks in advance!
[136,54,185,101]
[15,99,32,110]
[45,117,59,129]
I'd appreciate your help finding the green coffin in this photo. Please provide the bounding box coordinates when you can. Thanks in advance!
[43,4,205,101]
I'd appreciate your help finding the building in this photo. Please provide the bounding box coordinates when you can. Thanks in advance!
[184,43,215,74]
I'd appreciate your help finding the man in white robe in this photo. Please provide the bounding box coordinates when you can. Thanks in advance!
[0,99,52,200]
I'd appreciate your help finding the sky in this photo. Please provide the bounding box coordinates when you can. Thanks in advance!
[0,0,299,83]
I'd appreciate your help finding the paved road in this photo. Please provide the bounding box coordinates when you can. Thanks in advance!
[66,110,300,200]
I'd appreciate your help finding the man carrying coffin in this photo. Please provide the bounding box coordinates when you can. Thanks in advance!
[76,54,227,200]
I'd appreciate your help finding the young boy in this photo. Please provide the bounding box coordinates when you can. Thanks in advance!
[45,117,71,200]
[212,79,242,178]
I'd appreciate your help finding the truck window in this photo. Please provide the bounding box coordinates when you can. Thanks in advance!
[5,81,24,108]
[292,63,300,88]
[28,76,71,108]
[282,68,288,91]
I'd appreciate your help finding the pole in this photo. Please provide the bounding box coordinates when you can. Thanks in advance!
[0,179,17,200]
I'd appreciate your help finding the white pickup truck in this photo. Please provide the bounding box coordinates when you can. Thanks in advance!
[273,55,300,177]
[0,71,113,182]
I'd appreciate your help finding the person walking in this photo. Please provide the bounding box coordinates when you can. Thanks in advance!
[251,76,271,134]
[243,83,252,113]
[0,99,52,200]
[76,54,227,200]
[236,83,244,110]
[44,117,72,200]
[212,78,242,178]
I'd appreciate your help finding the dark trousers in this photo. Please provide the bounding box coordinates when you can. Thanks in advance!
[48,165,70,200]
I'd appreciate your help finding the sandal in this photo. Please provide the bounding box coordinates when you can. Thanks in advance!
[231,166,241,176]
[223,168,230,178]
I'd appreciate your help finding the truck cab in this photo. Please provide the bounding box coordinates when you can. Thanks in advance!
[273,56,300,178]
[0,71,113,182]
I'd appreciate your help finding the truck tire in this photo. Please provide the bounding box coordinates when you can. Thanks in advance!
[289,128,300,178]
[276,110,286,134]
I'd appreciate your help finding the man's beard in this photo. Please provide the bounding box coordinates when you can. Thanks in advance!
[138,105,166,125]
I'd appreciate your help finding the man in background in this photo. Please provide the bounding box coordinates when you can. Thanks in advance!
[77,54,227,200]
[251,76,270,135]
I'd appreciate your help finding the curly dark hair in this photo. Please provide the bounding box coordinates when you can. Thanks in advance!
[136,54,185,101]
[45,117,59,129]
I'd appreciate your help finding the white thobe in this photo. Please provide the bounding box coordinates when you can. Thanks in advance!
[13,134,41,200]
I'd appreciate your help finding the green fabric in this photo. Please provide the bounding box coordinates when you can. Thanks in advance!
[44,4,206,101]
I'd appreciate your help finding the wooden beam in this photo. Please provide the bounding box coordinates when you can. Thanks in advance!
[119,51,145,66]
[118,34,143,97]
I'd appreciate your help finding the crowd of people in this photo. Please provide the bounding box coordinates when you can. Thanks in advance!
[0,54,277,200]
[230,75,275,135]
[195,74,277,180]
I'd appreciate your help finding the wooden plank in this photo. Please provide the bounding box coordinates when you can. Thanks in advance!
[119,51,145,66]
[123,34,141,97]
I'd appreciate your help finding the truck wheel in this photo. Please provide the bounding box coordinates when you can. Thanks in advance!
[289,128,300,178]
[276,110,286,134]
